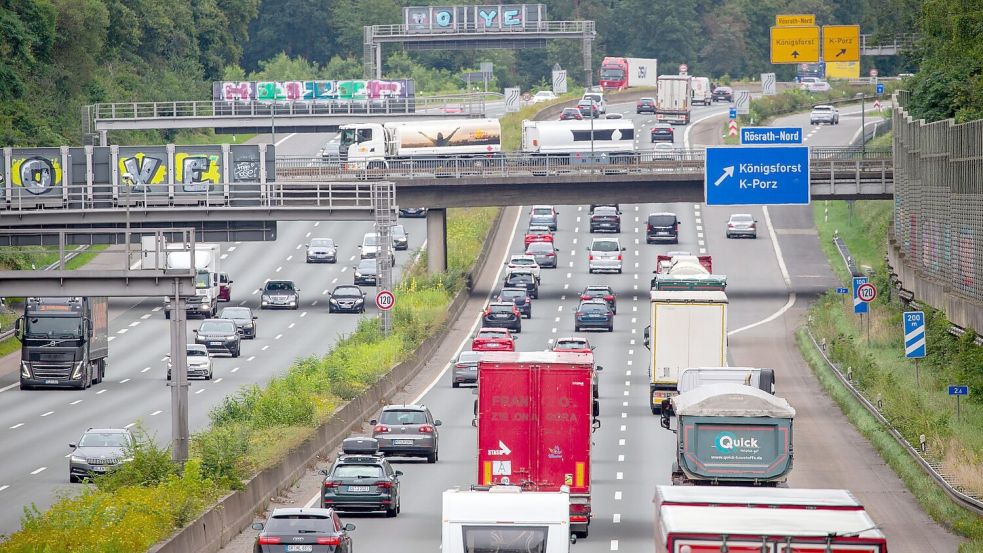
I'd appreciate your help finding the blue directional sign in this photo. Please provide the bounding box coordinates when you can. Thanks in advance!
[705,146,810,206]
[876,82,885,95]
[729,107,737,119]
[948,385,969,396]
[836,287,849,294]
[852,277,869,314]
[903,311,926,358]
[741,127,803,145]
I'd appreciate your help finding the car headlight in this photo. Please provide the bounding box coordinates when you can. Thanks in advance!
[330,298,339,304]
[20,361,31,378]
[70,455,86,464]
[71,360,85,379]
[227,335,238,341]
[354,271,362,277]
[354,298,364,304]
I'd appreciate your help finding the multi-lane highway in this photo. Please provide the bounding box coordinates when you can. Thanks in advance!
[217,98,960,552]
[0,132,429,534]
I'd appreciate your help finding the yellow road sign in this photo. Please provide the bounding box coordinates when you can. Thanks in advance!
[776,14,815,26]
[823,25,860,62]
[770,26,820,64]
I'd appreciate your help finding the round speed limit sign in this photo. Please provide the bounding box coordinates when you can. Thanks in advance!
[857,282,877,303]
[375,290,396,311]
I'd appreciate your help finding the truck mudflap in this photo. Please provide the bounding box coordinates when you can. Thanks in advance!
[569,494,591,538]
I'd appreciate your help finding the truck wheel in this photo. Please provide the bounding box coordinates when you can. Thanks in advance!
[452,381,460,389]
[574,528,589,539]
[165,310,171,320]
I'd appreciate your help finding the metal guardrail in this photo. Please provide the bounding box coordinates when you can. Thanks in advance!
[368,20,595,37]
[276,148,893,182]
[805,327,983,516]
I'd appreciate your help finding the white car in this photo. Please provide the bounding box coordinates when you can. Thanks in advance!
[587,237,625,274]
[650,142,677,160]
[507,255,542,282]
[810,105,839,125]
[167,344,213,380]
[531,91,558,103]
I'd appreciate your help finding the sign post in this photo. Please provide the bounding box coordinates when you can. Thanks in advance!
[375,289,396,311]
[857,281,876,342]
[904,311,926,386]
[948,385,969,422]
[852,276,869,342]
[705,146,809,206]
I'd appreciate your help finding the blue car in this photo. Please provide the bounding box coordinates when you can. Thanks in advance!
[574,300,614,332]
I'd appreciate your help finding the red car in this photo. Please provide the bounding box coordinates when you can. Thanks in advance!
[523,226,554,247]
[551,336,594,354]
[471,327,517,352]
[218,272,233,302]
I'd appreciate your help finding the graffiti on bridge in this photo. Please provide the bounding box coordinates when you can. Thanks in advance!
[11,156,63,195]
[213,79,414,103]
[118,152,221,192]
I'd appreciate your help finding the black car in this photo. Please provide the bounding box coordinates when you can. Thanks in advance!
[589,206,621,233]
[574,300,614,332]
[577,99,599,118]
[590,203,619,213]
[482,302,522,333]
[253,507,356,552]
[319,438,402,517]
[580,285,617,314]
[391,225,409,251]
[398,207,427,218]
[329,285,366,313]
[646,212,680,244]
[497,287,532,318]
[261,280,300,310]
[218,306,257,339]
[712,86,733,102]
[194,318,241,357]
[559,107,584,120]
[650,124,674,143]
[636,97,656,114]
[353,258,379,286]
[505,270,539,299]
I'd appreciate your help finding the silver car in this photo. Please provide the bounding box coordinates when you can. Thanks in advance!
[370,405,442,463]
[588,237,625,273]
[452,350,482,388]
[526,241,558,268]
[306,238,337,263]
[529,205,558,231]
[726,213,758,238]
[68,428,134,482]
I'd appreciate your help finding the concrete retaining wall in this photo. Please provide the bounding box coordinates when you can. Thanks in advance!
[149,208,505,553]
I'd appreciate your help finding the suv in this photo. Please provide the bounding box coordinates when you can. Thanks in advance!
[497,287,532,318]
[218,306,257,339]
[504,269,539,299]
[711,86,733,102]
[194,318,241,357]
[370,405,442,463]
[582,92,607,114]
[359,233,394,264]
[319,437,402,516]
[529,205,559,230]
[252,507,356,551]
[166,344,213,380]
[391,225,409,250]
[68,427,134,482]
[810,104,840,125]
[589,205,621,233]
[261,280,300,309]
[646,212,680,244]
[587,237,625,274]
[636,97,656,113]
[482,302,522,333]
[306,238,338,263]
[726,213,758,238]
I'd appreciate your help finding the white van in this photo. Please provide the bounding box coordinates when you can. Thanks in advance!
[691,77,711,106]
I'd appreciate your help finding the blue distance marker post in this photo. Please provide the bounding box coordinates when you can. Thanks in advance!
[853,277,870,342]
[876,82,885,95]
[948,385,969,422]
[904,310,926,386]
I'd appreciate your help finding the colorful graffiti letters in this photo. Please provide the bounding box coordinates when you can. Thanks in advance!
[12,156,63,195]
[120,153,166,189]
[176,153,220,191]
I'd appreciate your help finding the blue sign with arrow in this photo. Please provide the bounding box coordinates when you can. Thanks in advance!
[705,146,810,206]
[852,276,869,314]
[729,107,737,119]
[903,311,926,358]
[741,127,803,145]
[876,82,885,95]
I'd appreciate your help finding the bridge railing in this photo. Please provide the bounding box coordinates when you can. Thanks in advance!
[369,20,595,37]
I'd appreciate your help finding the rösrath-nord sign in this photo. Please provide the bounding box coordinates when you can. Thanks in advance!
[775,14,815,26]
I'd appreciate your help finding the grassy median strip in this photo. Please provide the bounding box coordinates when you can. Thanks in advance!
[802,199,983,547]
[0,207,499,552]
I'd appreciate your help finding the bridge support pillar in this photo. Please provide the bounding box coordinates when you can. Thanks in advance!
[426,208,447,275]
[99,130,108,147]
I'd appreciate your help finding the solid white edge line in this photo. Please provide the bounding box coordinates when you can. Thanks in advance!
[305,206,523,509]
[684,107,730,149]
[274,132,297,147]
[728,205,796,336]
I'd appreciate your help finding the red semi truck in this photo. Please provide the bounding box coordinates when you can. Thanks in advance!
[476,351,600,539]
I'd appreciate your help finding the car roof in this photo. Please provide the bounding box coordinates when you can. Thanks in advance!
[532,205,553,209]
[652,123,672,128]
[508,268,535,274]
[84,427,131,434]
[458,350,483,360]
[557,336,589,342]
[478,327,509,333]
[586,284,613,290]
[265,280,295,285]
[813,104,834,109]
[488,302,515,307]
[381,403,427,411]
[510,254,536,260]
[593,205,617,211]
[639,97,655,101]
[654,142,675,149]
[201,318,236,324]
[527,225,551,231]
[590,237,621,244]
[500,286,528,293]
[730,213,754,218]
[270,507,335,517]
[580,299,609,306]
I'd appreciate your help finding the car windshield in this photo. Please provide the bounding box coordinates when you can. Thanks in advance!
[563,108,579,114]
[219,308,250,320]
[527,243,553,253]
[334,287,362,297]
[79,432,130,448]
[532,208,552,216]
[584,94,602,102]
[578,100,593,107]
[187,348,208,358]
[363,234,378,247]
[334,465,383,478]
[357,260,377,271]
[489,304,514,313]
[813,106,833,112]
[500,289,525,299]
[310,239,334,247]
[379,410,428,425]
[510,258,535,266]
[508,273,533,283]
[587,287,611,295]
[391,226,406,237]
[640,98,654,103]
[477,330,507,339]
[265,282,295,292]
[649,215,676,226]
[580,303,609,313]
[556,340,587,349]
[199,321,236,333]
[591,240,620,252]
[731,214,754,222]
[265,514,333,534]
[594,207,617,216]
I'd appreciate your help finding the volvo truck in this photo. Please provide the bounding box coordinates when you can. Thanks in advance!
[17,297,109,390]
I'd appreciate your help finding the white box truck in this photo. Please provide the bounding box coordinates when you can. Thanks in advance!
[338,119,501,169]
[644,290,728,413]
[690,76,711,106]
[522,119,637,156]
[163,243,221,319]
[656,75,693,125]
[442,486,573,553]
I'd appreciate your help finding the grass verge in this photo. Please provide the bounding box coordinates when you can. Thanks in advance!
[802,199,983,548]
[0,207,500,552]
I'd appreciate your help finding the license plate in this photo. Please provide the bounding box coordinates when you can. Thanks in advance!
[286,546,313,552]
[45,379,58,385]
[348,485,372,492]
[92,466,107,472]
[393,439,413,445]
[210,342,222,346]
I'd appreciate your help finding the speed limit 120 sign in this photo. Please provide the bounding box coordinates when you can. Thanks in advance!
[857,282,877,303]
[375,290,395,311]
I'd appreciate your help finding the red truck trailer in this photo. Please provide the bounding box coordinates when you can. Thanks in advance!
[654,485,888,552]
[476,351,599,539]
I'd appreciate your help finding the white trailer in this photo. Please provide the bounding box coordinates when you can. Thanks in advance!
[163,243,221,318]
[338,119,501,168]
[442,487,573,553]
[656,75,692,125]
[522,119,637,156]
[644,290,728,413]
[677,366,776,394]
[690,76,711,106]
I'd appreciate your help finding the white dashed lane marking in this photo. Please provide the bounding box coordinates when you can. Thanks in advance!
[40,411,53,417]
[150,410,162,416]
[10,423,23,429]
[29,467,46,475]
